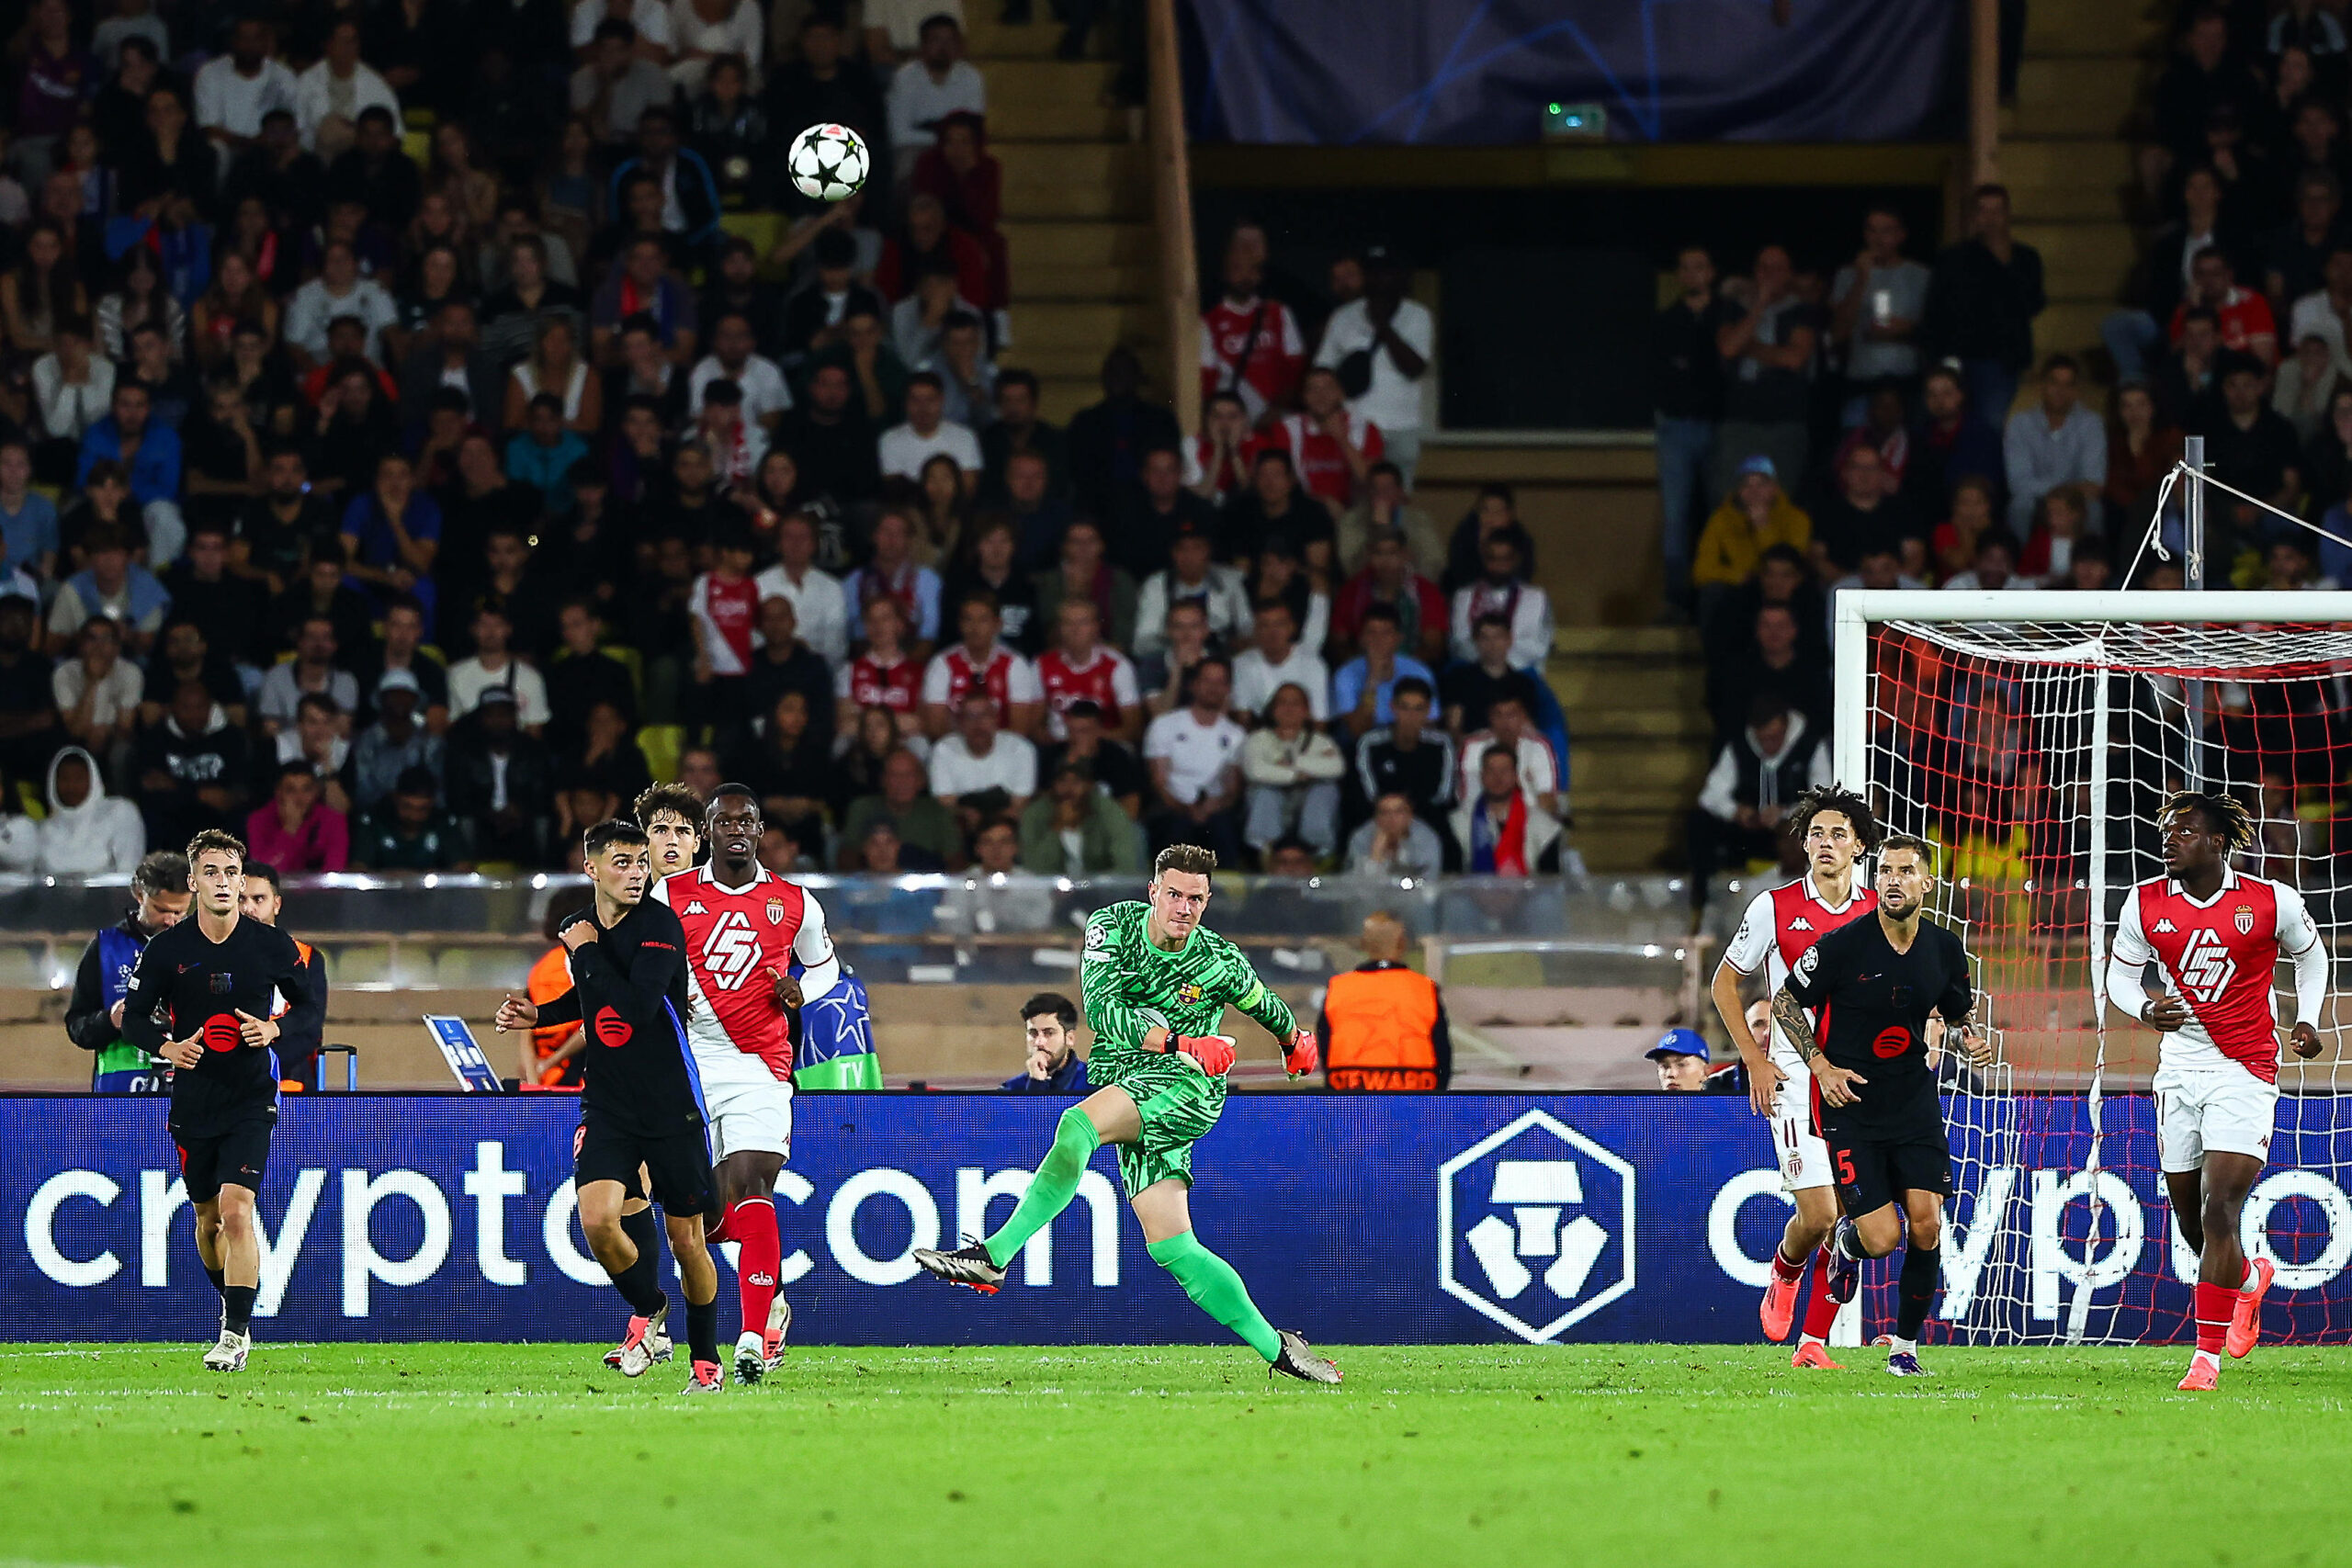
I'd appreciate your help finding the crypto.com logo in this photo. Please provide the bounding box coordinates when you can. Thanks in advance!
[1438,1109,1636,1342]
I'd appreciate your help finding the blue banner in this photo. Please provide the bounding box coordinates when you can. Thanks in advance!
[1183,0,1962,145]
[6,1096,2350,1344]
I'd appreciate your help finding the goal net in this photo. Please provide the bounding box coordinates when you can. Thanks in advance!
[1835,589,2352,1345]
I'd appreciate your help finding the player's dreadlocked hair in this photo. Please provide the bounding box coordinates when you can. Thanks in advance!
[2160,788,2256,852]
[1153,843,1218,880]
[632,783,705,833]
[1785,784,1881,851]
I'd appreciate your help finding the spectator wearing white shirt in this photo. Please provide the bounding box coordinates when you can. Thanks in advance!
[1313,245,1433,484]
[1229,597,1329,725]
[292,19,403,159]
[52,615,143,761]
[1447,527,1553,669]
[865,0,965,61]
[2000,354,2107,533]
[1939,530,2039,592]
[878,371,984,482]
[2288,250,2352,360]
[255,615,361,735]
[1142,654,1245,863]
[1238,682,1345,858]
[193,17,300,157]
[689,310,791,430]
[752,513,849,665]
[1133,520,1251,659]
[888,15,986,181]
[33,321,114,449]
[447,604,552,734]
[930,687,1039,835]
[1455,693,1566,819]
[284,242,399,367]
[669,0,764,93]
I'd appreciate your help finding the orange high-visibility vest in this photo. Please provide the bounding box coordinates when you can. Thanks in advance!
[1321,963,1441,1091]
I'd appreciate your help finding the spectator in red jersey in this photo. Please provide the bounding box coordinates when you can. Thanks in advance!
[872,191,991,310]
[687,527,760,741]
[910,111,1008,315]
[1035,595,1140,741]
[919,589,1043,739]
[1255,365,1382,509]
[1189,389,1253,504]
[1030,516,1139,651]
[2170,245,2278,365]
[833,592,925,742]
[246,759,349,872]
[1198,227,1305,426]
[1331,525,1447,667]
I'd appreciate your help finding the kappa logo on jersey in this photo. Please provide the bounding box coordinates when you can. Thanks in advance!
[2234,904,2256,935]
[685,901,708,916]
[698,910,765,992]
[1439,1110,1635,1343]
[2177,928,2238,1004]
[1789,917,1814,931]
[2154,918,2177,933]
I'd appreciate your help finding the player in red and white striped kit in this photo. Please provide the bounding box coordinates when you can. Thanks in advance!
[2104,790,2330,1391]
[653,784,842,1385]
[1711,784,1881,1368]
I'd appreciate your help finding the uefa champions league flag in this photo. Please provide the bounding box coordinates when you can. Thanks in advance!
[424,1017,506,1093]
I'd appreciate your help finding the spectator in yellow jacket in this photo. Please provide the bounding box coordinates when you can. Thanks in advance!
[1691,454,1812,623]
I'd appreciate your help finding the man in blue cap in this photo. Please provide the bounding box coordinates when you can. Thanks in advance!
[1646,1026,1740,1093]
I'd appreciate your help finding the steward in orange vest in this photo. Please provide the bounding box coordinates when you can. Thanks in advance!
[1317,912,1450,1090]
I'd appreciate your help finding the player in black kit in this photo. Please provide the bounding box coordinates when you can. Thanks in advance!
[1772,834,1991,1377]
[494,818,726,1393]
[119,829,318,1373]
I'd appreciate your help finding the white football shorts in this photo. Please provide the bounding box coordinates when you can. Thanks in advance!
[2154,1064,2278,1174]
[696,1048,793,1164]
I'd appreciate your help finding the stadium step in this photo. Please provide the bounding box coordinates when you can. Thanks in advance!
[2003,57,2151,139]
[978,62,1131,141]
[2023,2,2165,58]
[1545,627,1715,874]
[1004,220,1156,272]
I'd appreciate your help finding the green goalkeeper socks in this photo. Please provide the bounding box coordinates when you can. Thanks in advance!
[983,1105,1102,1269]
[1147,1230,1283,1363]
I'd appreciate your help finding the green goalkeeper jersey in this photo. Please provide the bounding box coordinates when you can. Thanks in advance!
[1080,899,1297,1083]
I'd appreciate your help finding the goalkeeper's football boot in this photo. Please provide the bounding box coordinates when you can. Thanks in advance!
[912,1238,1006,1293]
[1269,1329,1342,1384]
[2226,1257,2274,1359]
[1790,1342,1845,1371]
[1758,1268,1800,1341]
[1885,1351,1930,1378]
[202,1329,250,1373]
[1820,1225,1861,1305]
[614,1304,673,1378]
[762,1296,792,1372]
[683,1359,725,1395]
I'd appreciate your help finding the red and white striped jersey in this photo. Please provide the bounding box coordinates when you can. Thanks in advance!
[1035,644,1139,738]
[1722,873,1879,1069]
[654,865,836,1081]
[921,641,1042,724]
[837,653,922,719]
[690,572,760,677]
[2111,866,2320,1083]
[1254,411,1383,508]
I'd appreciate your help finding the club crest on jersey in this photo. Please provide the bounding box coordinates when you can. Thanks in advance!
[209,973,233,994]
[1175,980,1205,1005]
[2234,904,2256,934]
[767,897,786,926]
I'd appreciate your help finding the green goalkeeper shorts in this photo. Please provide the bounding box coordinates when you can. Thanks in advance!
[1102,1055,1227,1199]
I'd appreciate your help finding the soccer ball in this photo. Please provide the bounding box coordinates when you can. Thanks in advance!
[788,124,870,203]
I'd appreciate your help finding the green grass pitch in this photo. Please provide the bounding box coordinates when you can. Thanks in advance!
[4,1342,2347,1568]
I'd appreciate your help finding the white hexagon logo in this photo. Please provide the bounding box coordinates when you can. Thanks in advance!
[1438,1108,1637,1342]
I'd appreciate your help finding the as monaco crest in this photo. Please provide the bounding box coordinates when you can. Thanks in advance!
[2234,904,2256,935]
[766,898,786,926]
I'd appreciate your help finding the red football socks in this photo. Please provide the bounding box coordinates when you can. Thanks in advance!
[1801,1249,1843,1340]
[729,1196,781,1335]
[2193,1281,2234,1355]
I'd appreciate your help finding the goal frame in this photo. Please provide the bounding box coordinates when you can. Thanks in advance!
[1832,589,2352,1341]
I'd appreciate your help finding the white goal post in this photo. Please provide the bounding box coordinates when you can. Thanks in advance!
[1828,589,2352,1345]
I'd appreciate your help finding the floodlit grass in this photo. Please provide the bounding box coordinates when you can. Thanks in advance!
[3,1341,2346,1567]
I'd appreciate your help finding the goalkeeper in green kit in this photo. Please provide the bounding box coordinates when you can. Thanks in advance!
[913,844,1343,1382]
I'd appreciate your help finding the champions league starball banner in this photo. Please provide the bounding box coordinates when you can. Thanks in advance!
[6,1096,2352,1345]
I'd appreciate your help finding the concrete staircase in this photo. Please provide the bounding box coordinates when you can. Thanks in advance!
[964,22,1155,423]
[1998,1,2168,389]
[1547,626,1714,876]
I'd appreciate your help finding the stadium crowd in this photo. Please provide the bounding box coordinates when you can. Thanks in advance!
[0,0,1584,886]
[1664,3,2352,901]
